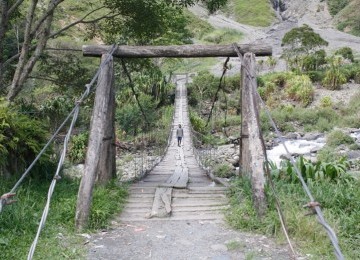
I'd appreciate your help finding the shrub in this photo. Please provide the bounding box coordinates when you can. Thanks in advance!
[285,75,314,106]
[322,57,347,90]
[302,49,327,71]
[0,100,53,178]
[68,132,89,164]
[189,111,207,134]
[335,47,354,62]
[320,96,332,108]
[326,130,355,147]
[213,163,234,178]
[270,156,350,183]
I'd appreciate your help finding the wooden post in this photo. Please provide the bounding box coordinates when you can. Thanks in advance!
[75,54,115,230]
[97,57,116,183]
[240,53,267,217]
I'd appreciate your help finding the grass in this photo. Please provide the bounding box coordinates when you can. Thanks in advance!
[223,0,275,27]
[334,0,360,36]
[0,177,128,259]
[226,176,360,259]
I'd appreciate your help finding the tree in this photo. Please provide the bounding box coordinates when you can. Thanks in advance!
[281,24,328,71]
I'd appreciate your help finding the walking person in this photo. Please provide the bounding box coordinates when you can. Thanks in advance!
[176,124,184,147]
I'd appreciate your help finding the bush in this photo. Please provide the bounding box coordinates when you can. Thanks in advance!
[322,57,347,90]
[189,111,207,134]
[320,96,332,108]
[68,132,89,163]
[335,47,354,62]
[213,163,234,178]
[285,75,314,106]
[326,130,355,147]
[302,49,327,71]
[0,100,54,178]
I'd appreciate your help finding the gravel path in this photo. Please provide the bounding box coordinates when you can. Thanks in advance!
[88,220,292,260]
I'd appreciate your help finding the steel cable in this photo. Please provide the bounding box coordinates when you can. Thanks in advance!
[232,43,344,260]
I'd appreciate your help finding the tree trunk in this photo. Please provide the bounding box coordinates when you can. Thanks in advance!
[75,54,114,231]
[7,0,63,101]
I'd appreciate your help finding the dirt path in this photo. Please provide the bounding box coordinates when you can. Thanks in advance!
[88,220,292,260]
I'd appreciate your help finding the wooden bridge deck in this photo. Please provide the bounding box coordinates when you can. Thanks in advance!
[119,77,229,222]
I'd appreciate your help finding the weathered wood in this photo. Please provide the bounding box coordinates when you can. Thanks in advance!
[148,187,172,218]
[97,53,116,184]
[240,56,251,176]
[83,43,272,58]
[75,54,114,230]
[242,53,267,217]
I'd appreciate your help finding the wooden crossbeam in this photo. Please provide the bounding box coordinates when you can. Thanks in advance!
[83,43,272,58]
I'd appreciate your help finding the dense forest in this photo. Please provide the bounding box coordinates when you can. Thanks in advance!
[1,0,360,259]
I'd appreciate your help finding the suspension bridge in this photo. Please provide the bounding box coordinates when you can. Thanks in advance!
[0,43,345,260]
[119,76,229,222]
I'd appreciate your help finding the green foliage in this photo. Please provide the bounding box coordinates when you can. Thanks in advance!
[285,75,314,106]
[322,56,347,90]
[201,28,243,44]
[317,146,344,162]
[184,10,214,40]
[302,49,327,71]
[39,95,74,130]
[213,163,234,178]
[0,100,54,178]
[282,25,329,55]
[270,156,350,183]
[68,132,89,164]
[37,53,90,94]
[0,178,128,258]
[320,96,333,108]
[116,94,157,136]
[335,0,360,36]
[223,0,275,27]
[263,106,339,133]
[89,181,128,229]
[258,72,314,107]
[190,110,208,134]
[335,47,355,62]
[326,130,355,147]
[227,164,360,258]
[327,0,350,15]
[187,71,218,107]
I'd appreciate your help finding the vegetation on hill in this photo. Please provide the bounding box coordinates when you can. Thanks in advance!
[222,0,275,27]
[328,0,360,36]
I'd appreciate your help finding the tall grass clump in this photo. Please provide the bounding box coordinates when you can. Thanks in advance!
[227,158,360,258]
[0,178,128,259]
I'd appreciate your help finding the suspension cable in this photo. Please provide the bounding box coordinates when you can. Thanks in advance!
[205,57,230,127]
[232,43,344,260]
[120,59,151,128]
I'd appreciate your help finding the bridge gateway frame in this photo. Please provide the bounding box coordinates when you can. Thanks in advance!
[75,43,272,230]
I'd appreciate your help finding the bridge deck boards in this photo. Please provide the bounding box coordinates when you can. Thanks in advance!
[119,79,229,222]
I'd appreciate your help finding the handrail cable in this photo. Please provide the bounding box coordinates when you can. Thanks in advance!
[232,43,344,260]
[26,44,117,260]
[0,44,117,213]
[205,57,230,127]
[0,45,116,258]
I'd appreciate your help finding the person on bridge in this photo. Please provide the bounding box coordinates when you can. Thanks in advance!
[176,124,184,147]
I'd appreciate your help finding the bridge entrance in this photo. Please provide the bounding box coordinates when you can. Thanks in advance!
[76,43,272,229]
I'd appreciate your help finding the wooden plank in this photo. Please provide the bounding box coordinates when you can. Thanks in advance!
[148,187,172,218]
[83,43,272,58]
